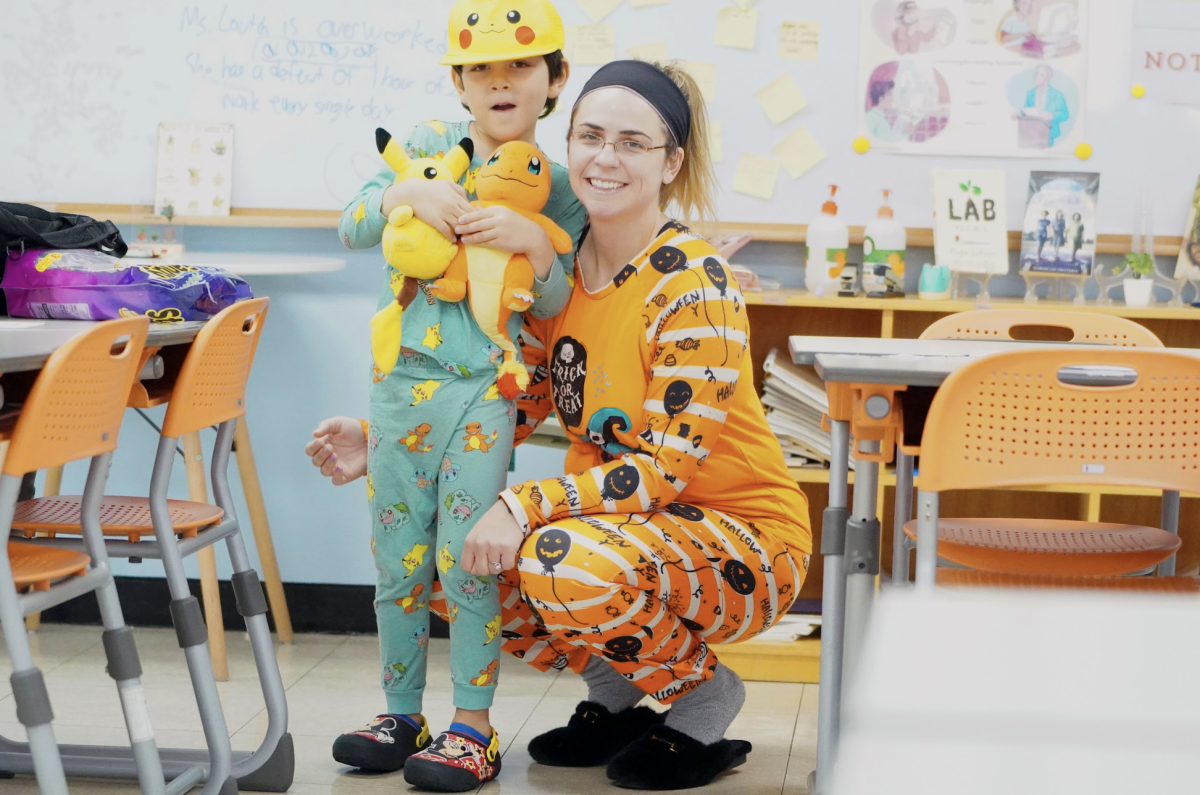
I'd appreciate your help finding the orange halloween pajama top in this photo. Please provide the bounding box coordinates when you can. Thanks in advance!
[433,222,812,703]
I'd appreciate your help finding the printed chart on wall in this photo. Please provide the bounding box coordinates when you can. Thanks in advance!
[858,0,1089,157]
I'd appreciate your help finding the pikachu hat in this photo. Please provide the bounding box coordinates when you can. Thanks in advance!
[440,0,566,66]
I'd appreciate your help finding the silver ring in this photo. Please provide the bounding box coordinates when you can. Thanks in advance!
[493,562,503,571]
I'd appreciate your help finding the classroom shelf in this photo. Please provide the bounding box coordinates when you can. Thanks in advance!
[744,291,1200,320]
[31,204,1190,258]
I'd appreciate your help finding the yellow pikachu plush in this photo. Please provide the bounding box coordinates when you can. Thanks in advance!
[370,128,474,376]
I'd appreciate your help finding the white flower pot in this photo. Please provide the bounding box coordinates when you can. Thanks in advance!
[1123,277,1154,307]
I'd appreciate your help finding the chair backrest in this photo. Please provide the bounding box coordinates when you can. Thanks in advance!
[918,348,1200,494]
[161,298,270,439]
[920,309,1163,347]
[4,317,149,476]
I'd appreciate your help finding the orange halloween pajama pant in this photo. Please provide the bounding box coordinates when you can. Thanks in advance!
[431,503,806,704]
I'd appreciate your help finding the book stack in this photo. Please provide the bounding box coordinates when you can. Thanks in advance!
[761,348,851,469]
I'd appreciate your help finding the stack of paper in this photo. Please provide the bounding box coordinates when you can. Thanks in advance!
[753,614,821,642]
[762,348,851,469]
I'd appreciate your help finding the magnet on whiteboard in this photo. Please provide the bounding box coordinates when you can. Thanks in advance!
[1131,84,1146,98]
[1075,142,1093,160]
[853,137,870,154]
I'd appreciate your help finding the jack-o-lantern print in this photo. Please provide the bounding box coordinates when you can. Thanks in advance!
[535,528,572,573]
[703,257,728,297]
[612,263,637,288]
[722,559,757,595]
[666,502,705,522]
[649,245,688,275]
[603,634,643,663]
[599,464,641,502]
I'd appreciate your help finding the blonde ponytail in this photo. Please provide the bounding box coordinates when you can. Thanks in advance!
[656,62,716,223]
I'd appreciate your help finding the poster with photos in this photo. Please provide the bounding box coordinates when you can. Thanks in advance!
[154,123,233,219]
[857,0,1089,157]
[1019,171,1100,276]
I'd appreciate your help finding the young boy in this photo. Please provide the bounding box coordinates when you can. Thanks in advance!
[330,1,583,790]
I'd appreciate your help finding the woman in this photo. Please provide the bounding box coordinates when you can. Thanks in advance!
[1022,64,1069,147]
[308,60,811,791]
[892,2,937,54]
[1067,212,1084,266]
[998,0,1035,46]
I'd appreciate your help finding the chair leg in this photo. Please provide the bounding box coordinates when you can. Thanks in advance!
[915,490,940,591]
[79,454,166,795]
[0,475,69,794]
[182,432,229,682]
[24,465,62,633]
[150,436,235,795]
[233,418,293,643]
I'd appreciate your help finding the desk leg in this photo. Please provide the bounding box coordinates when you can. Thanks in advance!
[183,432,230,682]
[233,418,293,643]
[24,465,63,632]
[842,441,880,690]
[813,420,850,795]
[891,450,914,587]
[915,491,940,592]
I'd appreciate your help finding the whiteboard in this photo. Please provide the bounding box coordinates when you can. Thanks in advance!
[1,0,1197,235]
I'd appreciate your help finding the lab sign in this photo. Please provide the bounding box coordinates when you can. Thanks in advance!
[1133,26,1200,105]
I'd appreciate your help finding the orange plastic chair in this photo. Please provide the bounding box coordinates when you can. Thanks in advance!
[0,317,169,793]
[919,309,1163,347]
[903,347,1200,589]
[890,311,1168,584]
[10,298,292,794]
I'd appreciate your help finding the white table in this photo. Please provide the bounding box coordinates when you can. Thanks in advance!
[0,319,203,373]
[177,252,346,276]
[789,335,1200,795]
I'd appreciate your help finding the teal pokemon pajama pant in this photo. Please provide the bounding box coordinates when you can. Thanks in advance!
[367,354,514,713]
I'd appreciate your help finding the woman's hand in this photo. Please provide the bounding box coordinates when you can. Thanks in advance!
[455,206,555,278]
[382,179,474,241]
[305,416,368,486]
[461,501,526,576]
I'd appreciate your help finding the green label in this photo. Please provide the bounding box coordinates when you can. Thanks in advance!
[864,247,906,276]
[824,247,848,264]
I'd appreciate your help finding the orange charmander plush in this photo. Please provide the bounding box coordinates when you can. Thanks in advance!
[433,140,573,398]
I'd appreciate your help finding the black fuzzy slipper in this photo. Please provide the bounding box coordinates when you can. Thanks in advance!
[606,725,752,790]
[528,701,666,768]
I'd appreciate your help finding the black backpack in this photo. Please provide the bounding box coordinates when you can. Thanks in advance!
[0,202,128,314]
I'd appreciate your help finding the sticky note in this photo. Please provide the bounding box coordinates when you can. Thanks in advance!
[576,0,624,22]
[733,153,781,201]
[572,24,616,65]
[630,0,669,6]
[715,6,758,50]
[710,121,724,164]
[627,41,668,62]
[756,74,808,124]
[780,21,820,61]
[772,127,826,179]
[682,61,718,103]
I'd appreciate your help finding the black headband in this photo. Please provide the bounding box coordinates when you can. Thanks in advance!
[575,60,692,148]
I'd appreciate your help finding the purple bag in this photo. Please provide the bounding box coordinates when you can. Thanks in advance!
[2,249,252,323]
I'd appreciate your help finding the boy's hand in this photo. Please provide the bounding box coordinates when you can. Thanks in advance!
[382,179,474,242]
[306,416,368,486]
[456,206,555,278]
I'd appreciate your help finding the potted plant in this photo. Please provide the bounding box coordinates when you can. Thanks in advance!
[1122,252,1156,307]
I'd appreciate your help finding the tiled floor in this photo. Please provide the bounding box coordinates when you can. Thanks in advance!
[0,624,817,794]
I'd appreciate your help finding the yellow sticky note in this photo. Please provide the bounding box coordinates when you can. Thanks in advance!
[576,0,623,22]
[780,21,820,61]
[733,153,780,201]
[630,0,669,6]
[572,24,616,65]
[682,61,718,103]
[756,73,807,125]
[715,6,758,50]
[772,127,826,179]
[627,41,668,62]
[709,121,724,164]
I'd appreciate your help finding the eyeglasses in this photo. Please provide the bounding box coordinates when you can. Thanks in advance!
[569,130,669,158]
